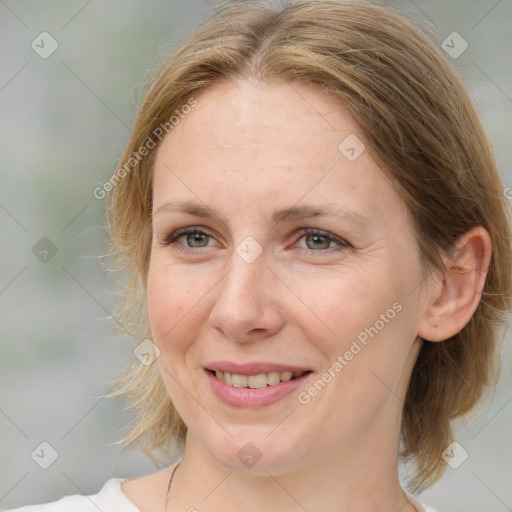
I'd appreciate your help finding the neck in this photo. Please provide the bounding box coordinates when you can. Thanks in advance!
[168,420,416,512]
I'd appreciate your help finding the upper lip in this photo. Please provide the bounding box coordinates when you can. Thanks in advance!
[205,361,312,375]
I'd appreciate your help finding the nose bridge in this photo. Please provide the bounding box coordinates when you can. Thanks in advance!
[226,252,264,302]
[209,245,283,341]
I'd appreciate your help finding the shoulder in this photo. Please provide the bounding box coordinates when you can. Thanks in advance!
[118,465,176,511]
[2,478,140,512]
[404,489,439,512]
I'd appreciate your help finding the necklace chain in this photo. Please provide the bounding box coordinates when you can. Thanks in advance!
[164,460,417,511]
[164,460,181,511]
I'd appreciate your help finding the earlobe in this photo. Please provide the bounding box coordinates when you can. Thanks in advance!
[417,227,492,342]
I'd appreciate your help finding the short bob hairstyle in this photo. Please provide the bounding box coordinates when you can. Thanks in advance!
[106,0,512,493]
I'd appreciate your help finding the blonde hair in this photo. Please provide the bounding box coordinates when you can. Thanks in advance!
[105,0,512,491]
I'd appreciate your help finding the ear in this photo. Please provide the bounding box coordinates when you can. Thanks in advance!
[417,226,492,342]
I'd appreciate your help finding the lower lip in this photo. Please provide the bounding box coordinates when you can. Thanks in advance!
[205,369,312,407]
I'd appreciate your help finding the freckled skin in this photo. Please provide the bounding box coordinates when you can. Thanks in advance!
[140,79,428,512]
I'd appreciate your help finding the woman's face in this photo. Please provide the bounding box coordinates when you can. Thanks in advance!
[148,78,429,474]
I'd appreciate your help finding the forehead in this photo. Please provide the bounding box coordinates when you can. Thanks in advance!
[168,78,352,151]
[152,79,403,226]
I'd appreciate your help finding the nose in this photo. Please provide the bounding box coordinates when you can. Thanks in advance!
[208,249,285,344]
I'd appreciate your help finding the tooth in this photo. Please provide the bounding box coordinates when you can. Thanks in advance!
[232,374,248,387]
[248,373,268,388]
[266,371,281,385]
[217,370,305,387]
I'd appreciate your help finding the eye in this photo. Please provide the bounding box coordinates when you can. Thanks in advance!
[160,226,350,255]
[294,228,349,253]
[162,227,215,252]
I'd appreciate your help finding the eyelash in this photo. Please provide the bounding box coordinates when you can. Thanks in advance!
[161,226,349,255]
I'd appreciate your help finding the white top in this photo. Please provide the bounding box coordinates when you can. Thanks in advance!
[2,478,439,512]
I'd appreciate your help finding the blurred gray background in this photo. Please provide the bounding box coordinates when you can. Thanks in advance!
[1,1,511,510]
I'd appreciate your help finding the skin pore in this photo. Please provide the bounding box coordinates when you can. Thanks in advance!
[121,78,491,512]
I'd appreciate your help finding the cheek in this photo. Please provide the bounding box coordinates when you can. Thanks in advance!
[292,266,399,352]
[327,295,417,418]
[146,256,215,355]
[146,259,187,346]
[299,266,414,395]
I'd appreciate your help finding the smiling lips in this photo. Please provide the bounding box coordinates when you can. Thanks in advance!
[204,361,313,406]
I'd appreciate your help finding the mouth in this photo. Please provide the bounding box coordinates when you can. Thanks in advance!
[205,368,313,389]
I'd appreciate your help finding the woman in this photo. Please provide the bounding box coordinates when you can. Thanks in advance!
[7,0,511,510]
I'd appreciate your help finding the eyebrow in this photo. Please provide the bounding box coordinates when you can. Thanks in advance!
[153,200,370,229]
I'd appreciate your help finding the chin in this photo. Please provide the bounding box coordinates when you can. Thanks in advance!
[195,426,311,476]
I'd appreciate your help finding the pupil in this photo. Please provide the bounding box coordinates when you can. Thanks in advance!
[189,233,207,246]
[308,234,328,250]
